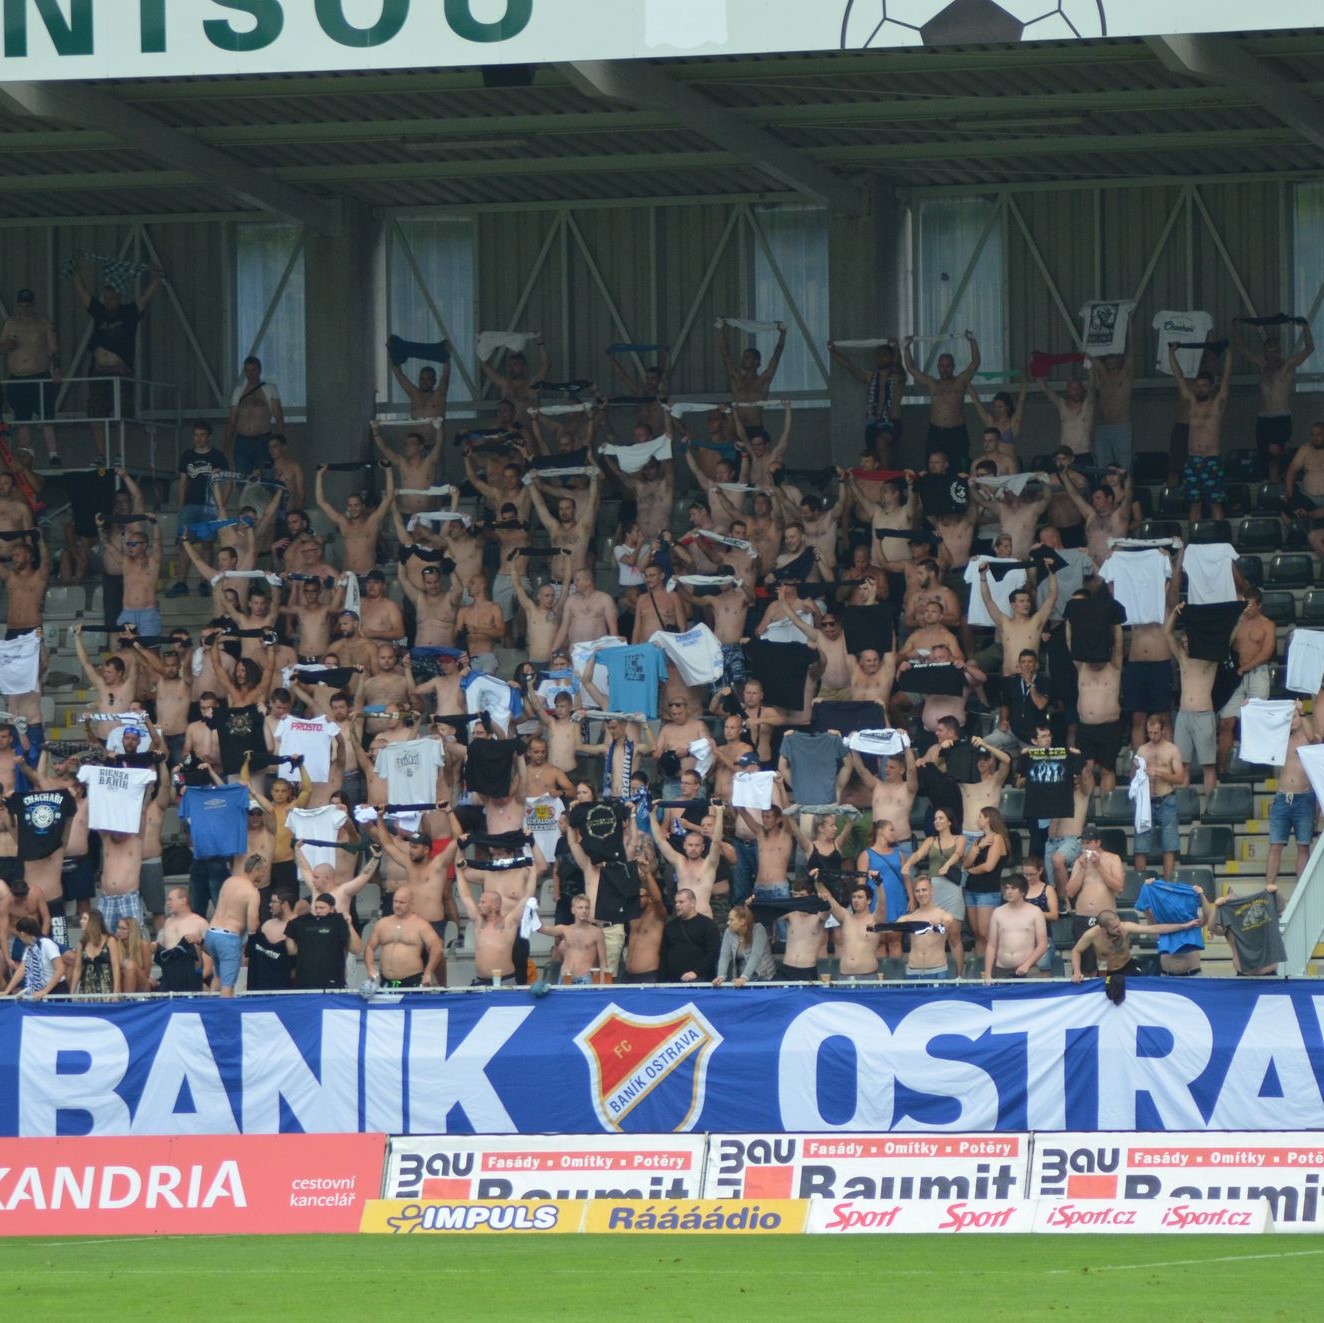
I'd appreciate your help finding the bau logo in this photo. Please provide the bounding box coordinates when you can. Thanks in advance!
[574,1003,722,1133]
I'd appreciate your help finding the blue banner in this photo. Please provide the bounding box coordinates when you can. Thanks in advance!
[3,980,1324,1137]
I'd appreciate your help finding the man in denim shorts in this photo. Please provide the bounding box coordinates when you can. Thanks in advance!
[1133,713,1186,881]
[1266,706,1320,890]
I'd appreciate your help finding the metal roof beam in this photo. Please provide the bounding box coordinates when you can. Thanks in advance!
[0,81,339,233]
[563,59,862,214]
[1146,34,1324,152]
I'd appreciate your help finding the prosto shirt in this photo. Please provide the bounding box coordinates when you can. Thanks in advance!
[274,714,341,784]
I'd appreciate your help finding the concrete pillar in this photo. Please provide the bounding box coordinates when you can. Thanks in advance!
[303,200,376,462]
[827,180,909,461]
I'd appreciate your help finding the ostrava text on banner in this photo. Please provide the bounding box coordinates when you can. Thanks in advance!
[1030,1132,1324,1231]
[0,1134,384,1235]
[6,983,1324,1138]
[384,1135,706,1200]
[703,1133,1027,1201]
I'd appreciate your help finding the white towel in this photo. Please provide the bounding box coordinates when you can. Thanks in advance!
[832,338,893,349]
[689,738,715,778]
[716,318,780,334]
[1239,699,1296,766]
[599,434,672,473]
[1286,629,1324,695]
[477,331,535,359]
[0,633,41,695]
[732,770,776,810]
[397,485,454,498]
[408,511,471,530]
[518,895,542,940]
[1128,756,1152,835]
[665,401,726,417]
[975,473,1041,497]
[211,570,285,586]
[671,574,739,591]
[689,528,756,557]
[353,805,379,825]
[342,572,361,616]
[529,404,590,417]
[521,466,597,485]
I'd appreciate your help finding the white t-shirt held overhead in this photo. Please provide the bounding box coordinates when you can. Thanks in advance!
[287,805,350,873]
[964,558,1028,629]
[1099,549,1171,626]
[1182,542,1239,606]
[76,764,157,834]
[374,738,445,811]
[274,714,341,784]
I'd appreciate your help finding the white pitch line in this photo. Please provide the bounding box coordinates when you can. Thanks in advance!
[1046,1248,1324,1274]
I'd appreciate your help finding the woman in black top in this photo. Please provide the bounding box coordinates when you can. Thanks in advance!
[1022,855,1059,973]
[964,806,1012,962]
[789,811,854,882]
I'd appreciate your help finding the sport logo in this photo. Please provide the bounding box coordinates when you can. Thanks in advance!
[574,1003,721,1134]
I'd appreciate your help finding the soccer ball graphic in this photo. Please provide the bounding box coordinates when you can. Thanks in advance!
[840,0,1107,47]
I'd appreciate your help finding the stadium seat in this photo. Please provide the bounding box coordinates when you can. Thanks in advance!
[1119,868,1145,906]
[1254,482,1286,512]
[1268,552,1314,587]
[1174,865,1216,899]
[1235,554,1263,586]
[1094,787,1133,824]
[1189,518,1232,545]
[1225,748,1272,781]
[1299,588,1324,625]
[910,797,931,833]
[1158,485,1188,516]
[1203,784,1253,823]
[1133,486,1153,519]
[1185,826,1235,864]
[1225,448,1267,482]
[1050,915,1076,949]
[1260,589,1297,625]
[1138,518,1181,541]
[1174,786,1201,822]
[998,787,1026,826]
[1236,516,1283,553]
[1131,452,1169,486]
[1223,483,1251,518]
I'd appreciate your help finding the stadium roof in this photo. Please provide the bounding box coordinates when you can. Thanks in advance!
[1,31,1323,225]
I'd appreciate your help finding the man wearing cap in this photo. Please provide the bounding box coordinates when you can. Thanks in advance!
[0,289,61,466]
[1064,824,1126,974]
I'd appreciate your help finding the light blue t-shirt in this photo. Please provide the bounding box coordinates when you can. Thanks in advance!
[596,645,667,719]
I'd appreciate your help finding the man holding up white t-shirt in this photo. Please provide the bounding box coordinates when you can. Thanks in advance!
[374,736,445,832]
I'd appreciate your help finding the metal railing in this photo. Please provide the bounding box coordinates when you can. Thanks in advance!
[1277,831,1324,976]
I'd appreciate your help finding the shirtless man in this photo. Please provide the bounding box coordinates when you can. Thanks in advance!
[111,512,164,636]
[0,288,61,464]
[528,477,600,580]
[364,885,444,988]
[72,625,138,739]
[479,340,549,430]
[357,571,406,644]
[182,691,223,773]
[456,868,528,985]
[226,356,285,478]
[1035,374,1095,456]
[892,874,960,979]
[315,462,395,575]
[652,697,710,797]
[388,346,450,422]
[522,734,575,802]
[979,568,1057,677]
[1285,422,1324,556]
[527,690,585,775]
[536,893,608,983]
[362,645,413,735]
[738,805,796,912]
[850,747,918,853]
[1218,587,1276,772]
[371,427,442,523]
[622,858,667,982]
[903,330,979,467]
[890,559,958,630]
[605,452,674,544]
[718,323,786,431]
[0,532,48,632]
[1091,328,1135,471]
[1172,344,1233,523]
[979,480,1051,560]
[898,597,964,664]
[466,455,532,525]
[1129,712,1184,881]
[402,562,463,649]
[205,872,260,997]
[157,886,210,992]
[0,473,35,556]
[1064,825,1125,972]
[280,576,346,661]
[815,880,880,979]
[649,803,726,918]
[1071,908,1203,999]
[98,806,150,931]
[1165,602,1220,800]
[1059,476,1130,570]
[983,874,1049,981]
[1264,703,1320,891]
[1075,632,1124,792]
[455,574,505,674]
[632,562,688,642]
[552,568,617,653]
[1234,315,1314,483]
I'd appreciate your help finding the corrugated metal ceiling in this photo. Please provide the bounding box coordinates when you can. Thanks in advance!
[1,34,1323,220]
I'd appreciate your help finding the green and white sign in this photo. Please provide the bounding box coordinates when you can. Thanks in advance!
[0,1,1316,80]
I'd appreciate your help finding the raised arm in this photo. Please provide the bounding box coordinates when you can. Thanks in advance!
[956,331,981,384]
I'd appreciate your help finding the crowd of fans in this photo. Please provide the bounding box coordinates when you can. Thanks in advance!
[0,272,1313,997]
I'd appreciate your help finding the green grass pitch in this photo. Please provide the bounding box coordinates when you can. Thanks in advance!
[3,1234,1320,1320]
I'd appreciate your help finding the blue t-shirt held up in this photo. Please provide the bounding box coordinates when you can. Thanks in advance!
[179,782,249,859]
[597,645,667,719]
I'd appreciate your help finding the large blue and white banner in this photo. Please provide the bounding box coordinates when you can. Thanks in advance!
[3,981,1324,1138]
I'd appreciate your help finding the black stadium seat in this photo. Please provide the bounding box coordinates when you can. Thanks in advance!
[1174,786,1200,822]
[1138,518,1181,541]
[1254,482,1286,512]
[1259,589,1297,625]
[999,787,1026,827]
[1300,588,1324,625]
[1225,449,1267,482]
[1203,784,1253,824]
[1185,826,1235,864]
[1158,485,1187,516]
[1189,518,1231,544]
[1236,516,1283,553]
[1268,553,1315,587]
[1235,555,1263,586]
[1131,452,1169,486]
